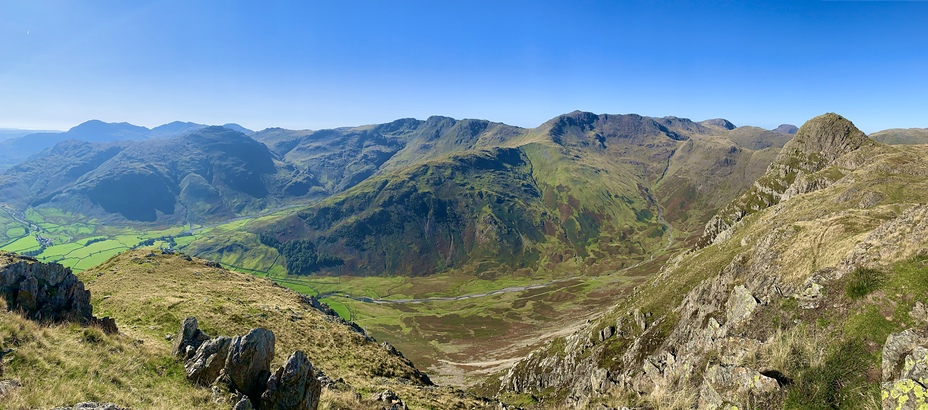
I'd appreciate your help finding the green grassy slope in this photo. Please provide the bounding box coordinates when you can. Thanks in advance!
[498,114,928,409]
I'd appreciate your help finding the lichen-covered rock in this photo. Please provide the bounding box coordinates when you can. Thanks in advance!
[700,365,778,407]
[226,328,275,403]
[883,330,926,381]
[881,330,928,409]
[371,389,407,410]
[185,336,232,385]
[881,379,928,410]
[173,316,211,360]
[726,286,758,326]
[261,350,322,410]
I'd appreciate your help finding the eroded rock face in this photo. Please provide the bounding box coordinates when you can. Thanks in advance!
[173,316,211,360]
[1,256,92,323]
[174,318,324,410]
[699,365,778,409]
[261,350,322,410]
[226,328,276,404]
[0,252,117,333]
[700,113,871,245]
[185,336,232,385]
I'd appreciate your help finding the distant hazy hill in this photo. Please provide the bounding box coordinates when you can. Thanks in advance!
[0,126,317,223]
[774,123,799,134]
[0,127,60,142]
[0,120,253,169]
[870,127,928,145]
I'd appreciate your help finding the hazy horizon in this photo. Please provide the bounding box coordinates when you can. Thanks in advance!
[3,1,927,134]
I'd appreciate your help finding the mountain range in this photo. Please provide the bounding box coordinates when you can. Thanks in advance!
[2,112,928,409]
[0,120,253,170]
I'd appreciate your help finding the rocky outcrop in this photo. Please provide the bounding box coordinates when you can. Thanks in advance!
[699,365,778,409]
[0,251,117,333]
[226,328,275,404]
[700,113,872,246]
[173,316,211,360]
[186,336,232,385]
[881,329,928,409]
[371,390,408,410]
[261,351,322,410]
[174,318,321,410]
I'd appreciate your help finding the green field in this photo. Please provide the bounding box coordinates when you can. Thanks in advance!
[0,206,195,272]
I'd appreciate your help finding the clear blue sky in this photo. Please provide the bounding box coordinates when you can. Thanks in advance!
[2,1,926,133]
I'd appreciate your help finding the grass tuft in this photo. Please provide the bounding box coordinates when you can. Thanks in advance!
[845,267,883,299]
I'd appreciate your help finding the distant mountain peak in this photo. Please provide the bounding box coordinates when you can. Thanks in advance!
[699,118,736,130]
[68,119,149,133]
[221,123,254,136]
[779,113,870,164]
[774,124,798,134]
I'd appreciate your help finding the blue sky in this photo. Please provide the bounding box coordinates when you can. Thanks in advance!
[1,1,926,133]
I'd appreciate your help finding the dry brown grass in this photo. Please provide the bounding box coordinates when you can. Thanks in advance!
[1,250,497,409]
[0,301,216,409]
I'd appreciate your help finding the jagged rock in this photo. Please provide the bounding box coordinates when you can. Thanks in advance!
[185,336,232,385]
[701,365,778,407]
[882,329,925,381]
[794,276,824,309]
[882,329,928,409]
[0,379,21,396]
[598,326,615,342]
[225,328,275,404]
[858,191,883,208]
[882,379,928,410]
[371,389,407,410]
[97,316,118,334]
[233,395,255,410]
[718,337,762,366]
[910,301,928,325]
[0,256,93,324]
[173,316,211,360]
[725,286,758,327]
[590,368,611,394]
[261,350,322,410]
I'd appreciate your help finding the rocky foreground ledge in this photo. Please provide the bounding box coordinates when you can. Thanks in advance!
[173,316,329,410]
[0,251,116,332]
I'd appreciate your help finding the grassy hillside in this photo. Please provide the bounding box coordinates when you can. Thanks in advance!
[870,127,928,145]
[1,250,497,409]
[497,114,928,409]
[0,127,319,225]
